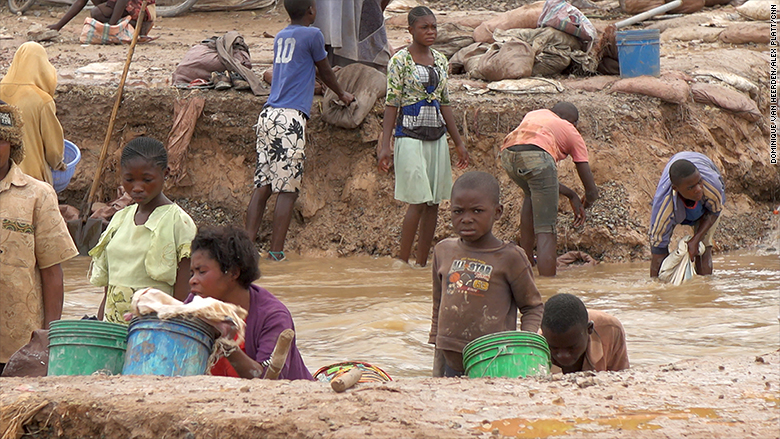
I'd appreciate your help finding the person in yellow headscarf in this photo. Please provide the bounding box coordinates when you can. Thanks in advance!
[0,42,66,185]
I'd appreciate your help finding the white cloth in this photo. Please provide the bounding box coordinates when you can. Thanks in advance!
[658,236,705,286]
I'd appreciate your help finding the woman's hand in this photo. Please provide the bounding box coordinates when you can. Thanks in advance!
[454,143,469,169]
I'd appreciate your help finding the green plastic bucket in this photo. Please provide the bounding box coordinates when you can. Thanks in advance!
[462,331,552,378]
[47,319,128,376]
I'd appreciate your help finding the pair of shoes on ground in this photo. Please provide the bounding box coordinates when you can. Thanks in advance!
[210,70,250,91]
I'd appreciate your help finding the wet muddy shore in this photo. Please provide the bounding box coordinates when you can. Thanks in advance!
[1,350,778,439]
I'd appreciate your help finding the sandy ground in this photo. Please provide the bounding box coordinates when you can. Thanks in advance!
[1,350,778,438]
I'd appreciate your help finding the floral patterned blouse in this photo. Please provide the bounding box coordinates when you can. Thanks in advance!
[385,48,451,108]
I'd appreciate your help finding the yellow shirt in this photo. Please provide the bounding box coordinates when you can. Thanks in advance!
[89,203,196,324]
[0,163,78,362]
[0,42,64,184]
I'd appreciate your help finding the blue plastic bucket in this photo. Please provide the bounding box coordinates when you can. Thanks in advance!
[51,140,81,193]
[616,29,660,78]
[122,314,218,376]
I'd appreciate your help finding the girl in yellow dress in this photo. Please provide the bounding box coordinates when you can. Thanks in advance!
[89,137,196,324]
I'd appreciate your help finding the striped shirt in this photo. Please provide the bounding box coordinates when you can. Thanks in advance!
[649,152,725,254]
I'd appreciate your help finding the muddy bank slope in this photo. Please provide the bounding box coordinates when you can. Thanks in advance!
[1,351,777,439]
[0,3,775,261]
[54,70,776,261]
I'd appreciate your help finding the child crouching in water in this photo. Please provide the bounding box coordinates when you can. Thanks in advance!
[429,171,544,377]
[89,137,197,324]
[189,226,313,380]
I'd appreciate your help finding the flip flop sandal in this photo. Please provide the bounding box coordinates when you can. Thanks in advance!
[175,78,214,90]
[138,35,160,43]
[268,251,286,262]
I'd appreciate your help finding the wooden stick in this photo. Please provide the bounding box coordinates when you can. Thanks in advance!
[331,367,363,393]
[81,0,149,218]
[265,329,294,380]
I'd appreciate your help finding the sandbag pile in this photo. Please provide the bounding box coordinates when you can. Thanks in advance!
[451,27,590,81]
[473,1,545,43]
[668,0,705,14]
[719,22,770,44]
[321,63,387,129]
[432,22,475,58]
[536,0,598,48]
[610,74,690,104]
[736,0,779,21]
[691,83,762,121]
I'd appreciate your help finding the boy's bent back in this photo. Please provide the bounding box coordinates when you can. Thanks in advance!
[266,25,327,118]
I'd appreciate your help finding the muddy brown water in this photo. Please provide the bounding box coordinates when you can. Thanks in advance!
[61,246,780,379]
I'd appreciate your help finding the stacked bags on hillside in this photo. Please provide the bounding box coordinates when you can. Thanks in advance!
[449,0,601,82]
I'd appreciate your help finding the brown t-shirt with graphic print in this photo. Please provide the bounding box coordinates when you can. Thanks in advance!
[429,238,544,371]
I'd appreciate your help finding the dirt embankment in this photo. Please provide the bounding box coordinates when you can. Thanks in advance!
[51,80,776,261]
[1,351,777,439]
[0,2,776,261]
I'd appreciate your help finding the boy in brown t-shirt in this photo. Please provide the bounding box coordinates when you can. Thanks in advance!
[541,293,629,373]
[429,171,544,377]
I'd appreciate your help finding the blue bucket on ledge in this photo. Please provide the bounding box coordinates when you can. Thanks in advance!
[122,314,218,376]
[52,140,81,193]
[616,29,660,78]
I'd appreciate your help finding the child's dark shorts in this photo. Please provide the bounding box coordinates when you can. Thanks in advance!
[500,145,559,234]
[254,107,307,193]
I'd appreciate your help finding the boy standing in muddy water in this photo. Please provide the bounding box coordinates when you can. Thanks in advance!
[0,101,78,375]
[429,171,543,377]
[245,0,354,261]
[499,102,599,277]
[649,152,724,278]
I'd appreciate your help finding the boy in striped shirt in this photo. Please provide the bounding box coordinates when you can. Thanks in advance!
[649,152,725,277]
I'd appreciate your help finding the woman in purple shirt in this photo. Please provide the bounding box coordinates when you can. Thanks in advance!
[188,226,313,380]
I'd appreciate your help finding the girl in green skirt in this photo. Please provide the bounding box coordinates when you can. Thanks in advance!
[376,6,469,267]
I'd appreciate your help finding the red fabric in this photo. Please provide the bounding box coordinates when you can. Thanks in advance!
[209,339,245,377]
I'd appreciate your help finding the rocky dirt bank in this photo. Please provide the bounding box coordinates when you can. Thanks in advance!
[1,350,777,439]
[0,2,776,262]
[49,81,776,262]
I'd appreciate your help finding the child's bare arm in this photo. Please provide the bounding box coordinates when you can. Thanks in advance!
[109,0,130,25]
[440,105,468,169]
[47,0,89,30]
[314,59,354,105]
[173,257,192,302]
[40,264,64,328]
[377,106,398,172]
